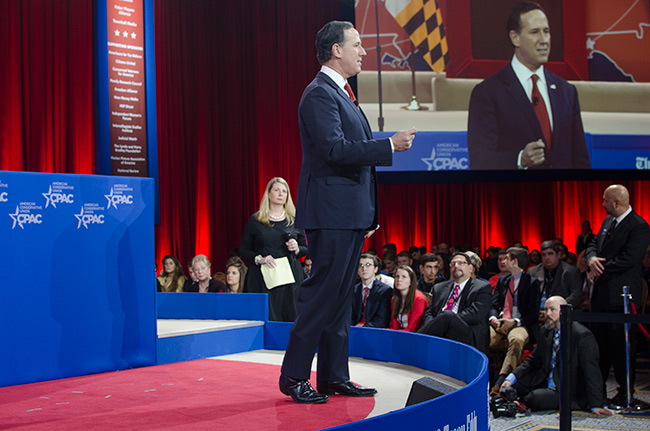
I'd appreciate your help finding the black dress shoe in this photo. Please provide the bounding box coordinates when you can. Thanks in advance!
[279,374,329,404]
[317,380,377,397]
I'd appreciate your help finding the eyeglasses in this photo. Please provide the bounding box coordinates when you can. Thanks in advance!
[359,263,374,268]
[449,261,468,267]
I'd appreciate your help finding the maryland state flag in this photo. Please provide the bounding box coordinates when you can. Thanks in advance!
[385,0,449,72]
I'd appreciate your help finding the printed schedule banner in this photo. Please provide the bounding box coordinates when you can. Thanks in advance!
[0,171,155,387]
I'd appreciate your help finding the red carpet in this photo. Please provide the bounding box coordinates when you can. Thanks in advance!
[0,359,375,430]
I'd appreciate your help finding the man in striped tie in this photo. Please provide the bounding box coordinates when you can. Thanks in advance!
[418,252,492,354]
[500,296,613,415]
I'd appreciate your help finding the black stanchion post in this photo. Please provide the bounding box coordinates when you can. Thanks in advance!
[559,303,573,431]
[622,285,632,409]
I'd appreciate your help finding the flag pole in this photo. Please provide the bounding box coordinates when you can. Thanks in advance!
[401,41,428,111]
[374,0,384,131]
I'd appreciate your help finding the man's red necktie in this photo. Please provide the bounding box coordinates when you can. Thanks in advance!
[531,74,552,150]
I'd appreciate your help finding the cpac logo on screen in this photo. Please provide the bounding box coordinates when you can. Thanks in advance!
[42,186,74,208]
[422,148,469,171]
[74,207,105,229]
[105,187,134,209]
[0,192,8,202]
[9,206,43,229]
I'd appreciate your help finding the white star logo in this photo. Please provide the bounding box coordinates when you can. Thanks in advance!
[421,147,437,171]
[114,29,121,37]
[123,30,129,38]
[74,207,87,229]
[586,37,595,51]
[42,186,55,208]
[105,188,116,209]
[131,32,136,39]
[9,206,22,229]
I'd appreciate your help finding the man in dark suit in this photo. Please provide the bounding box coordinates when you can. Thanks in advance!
[467,1,591,170]
[352,253,392,328]
[501,296,613,415]
[279,21,416,404]
[419,252,492,354]
[528,240,582,308]
[586,184,650,407]
[490,247,540,389]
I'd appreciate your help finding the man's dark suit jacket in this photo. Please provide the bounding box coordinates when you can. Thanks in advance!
[491,272,540,342]
[513,322,603,411]
[468,64,591,170]
[420,278,492,354]
[281,71,393,383]
[528,261,582,308]
[294,72,392,231]
[351,279,392,328]
[585,211,650,311]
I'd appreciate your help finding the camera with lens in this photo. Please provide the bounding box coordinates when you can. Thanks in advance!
[490,386,519,418]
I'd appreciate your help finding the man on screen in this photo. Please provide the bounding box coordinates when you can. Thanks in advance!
[467,1,591,170]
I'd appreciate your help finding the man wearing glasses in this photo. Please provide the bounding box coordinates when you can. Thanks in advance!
[351,253,392,328]
[418,252,492,354]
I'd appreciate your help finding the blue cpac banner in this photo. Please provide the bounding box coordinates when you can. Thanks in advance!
[0,171,155,387]
[375,131,650,172]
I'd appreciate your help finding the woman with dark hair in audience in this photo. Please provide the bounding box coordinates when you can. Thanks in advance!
[224,256,247,293]
[390,265,428,332]
[157,255,186,292]
[240,177,307,321]
[184,255,226,293]
[528,249,541,267]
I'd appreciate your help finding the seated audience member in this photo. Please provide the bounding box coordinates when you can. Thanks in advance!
[465,251,489,283]
[183,259,198,291]
[528,240,582,308]
[489,249,510,290]
[184,255,226,293]
[576,250,593,311]
[157,255,186,293]
[382,242,397,255]
[409,246,422,267]
[501,296,613,415]
[438,243,450,256]
[575,220,595,256]
[398,250,419,276]
[430,244,439,255]
[352,253,392,328]
[390,265,428,332]
[381,251,398,276]
[419,253,492,354]
[224,256,247,293]
[302,255,313,278]
[529,249,541,267]
[484,246,501,278]
[417,253,441,296]
[490,247,541,390]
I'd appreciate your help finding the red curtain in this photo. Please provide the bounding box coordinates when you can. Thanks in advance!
[0,0,95,173]
[153,0,340,271]
[1,1,648,274]
[369,181,650,255]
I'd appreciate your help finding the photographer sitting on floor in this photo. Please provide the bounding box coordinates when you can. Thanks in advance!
[500,296,613,415]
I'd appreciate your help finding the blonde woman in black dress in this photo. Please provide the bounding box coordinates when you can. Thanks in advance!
[240,177,307,321]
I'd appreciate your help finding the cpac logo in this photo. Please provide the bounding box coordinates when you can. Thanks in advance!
[0,192,8,202]
[9,206,42,229]
[42,186,74,208]
[74,207,105,229]
[422,148,469,171]
[105,187,134,209]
